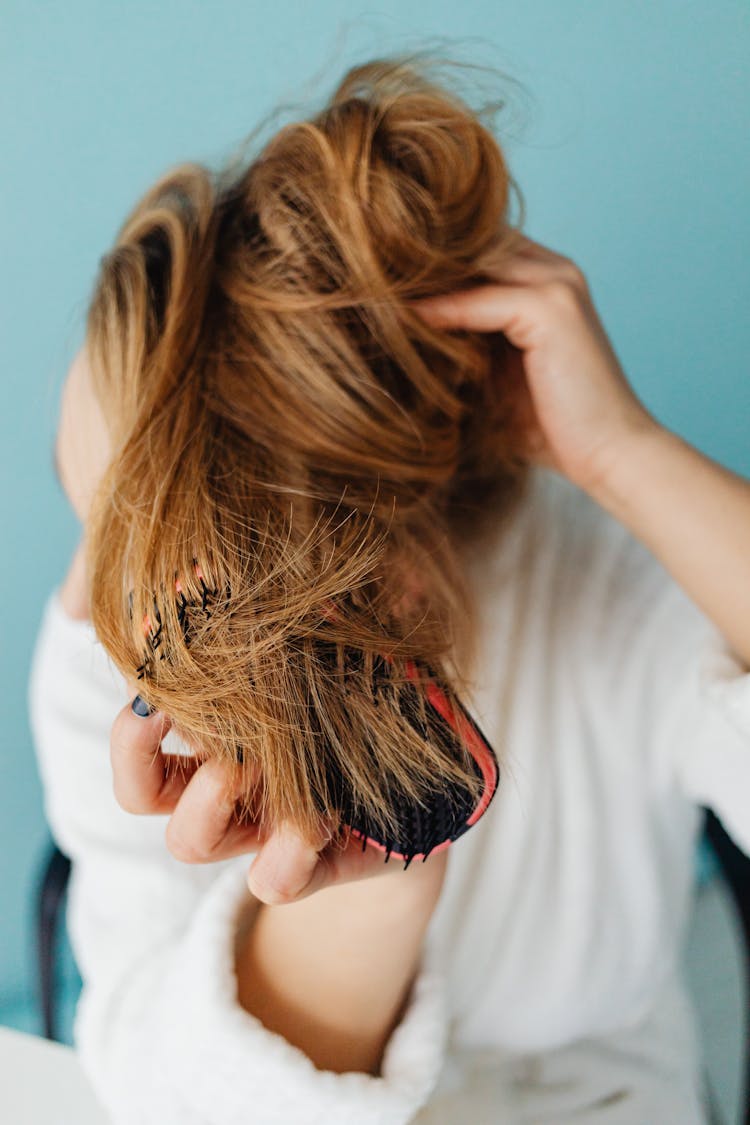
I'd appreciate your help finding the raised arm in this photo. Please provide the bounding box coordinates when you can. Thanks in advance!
[411,231,750,666]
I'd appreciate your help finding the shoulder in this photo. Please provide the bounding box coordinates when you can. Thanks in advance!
[528,471,720,711]
[465,463,697,661]
[528,467,664,595]
[497,467,684,651]
[490,467,643,597]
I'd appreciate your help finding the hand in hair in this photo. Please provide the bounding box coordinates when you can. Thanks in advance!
[109,687,445,906]
[411,231,659,494]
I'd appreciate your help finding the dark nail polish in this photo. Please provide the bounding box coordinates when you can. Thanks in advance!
[131,694,156,718]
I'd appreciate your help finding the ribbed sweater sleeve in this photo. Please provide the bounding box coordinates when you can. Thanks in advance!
[576,491,750,856]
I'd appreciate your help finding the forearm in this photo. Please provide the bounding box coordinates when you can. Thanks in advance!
[235,852,447,1076]
[589,422,750,667]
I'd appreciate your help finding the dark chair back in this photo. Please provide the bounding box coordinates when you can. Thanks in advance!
[703,808,750,1125]
[35,841,71,1043]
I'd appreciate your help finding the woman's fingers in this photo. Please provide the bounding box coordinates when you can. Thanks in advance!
[110,686,436,909]
[110,686,438,907]
[410,230,588,339]
[109,694,186,815]
[411,282,535,338]
[110,686,267,864]
[410,276,586,353]
[246,818,425,907]
[247,819,330,905]
[164,756,264,864]
[475,230,587,286]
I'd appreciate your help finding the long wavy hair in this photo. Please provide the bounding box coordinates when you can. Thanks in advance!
[83,51,533,849]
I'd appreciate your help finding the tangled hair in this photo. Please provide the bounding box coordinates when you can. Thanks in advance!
[84,51,533,849]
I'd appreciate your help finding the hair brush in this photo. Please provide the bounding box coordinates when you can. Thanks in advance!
[306,642,500,869]
[132,561,501,871]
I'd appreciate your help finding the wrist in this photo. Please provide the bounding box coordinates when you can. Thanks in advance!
[577,413,670,518]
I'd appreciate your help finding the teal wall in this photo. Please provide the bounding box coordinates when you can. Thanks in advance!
[2,2,748,1025]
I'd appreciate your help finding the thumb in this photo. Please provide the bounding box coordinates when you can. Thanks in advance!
[247,820,327,906]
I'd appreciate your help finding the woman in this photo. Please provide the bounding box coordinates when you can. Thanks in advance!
[29,53,750,1123]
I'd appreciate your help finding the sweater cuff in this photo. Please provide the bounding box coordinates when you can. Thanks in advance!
[698,630,750,741]
[681,629,750,856]
[155,863,448,1124]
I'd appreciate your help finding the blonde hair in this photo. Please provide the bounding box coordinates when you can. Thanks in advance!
[84,51,532,849]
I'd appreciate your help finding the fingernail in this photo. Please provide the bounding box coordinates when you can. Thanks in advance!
[131,694,157,717]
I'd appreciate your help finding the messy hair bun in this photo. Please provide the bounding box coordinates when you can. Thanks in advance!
[84,52,532,848]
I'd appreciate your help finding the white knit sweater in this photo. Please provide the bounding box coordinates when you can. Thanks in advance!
[28,467,750,1124]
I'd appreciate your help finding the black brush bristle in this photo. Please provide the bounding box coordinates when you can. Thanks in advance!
[311,642,499,867]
